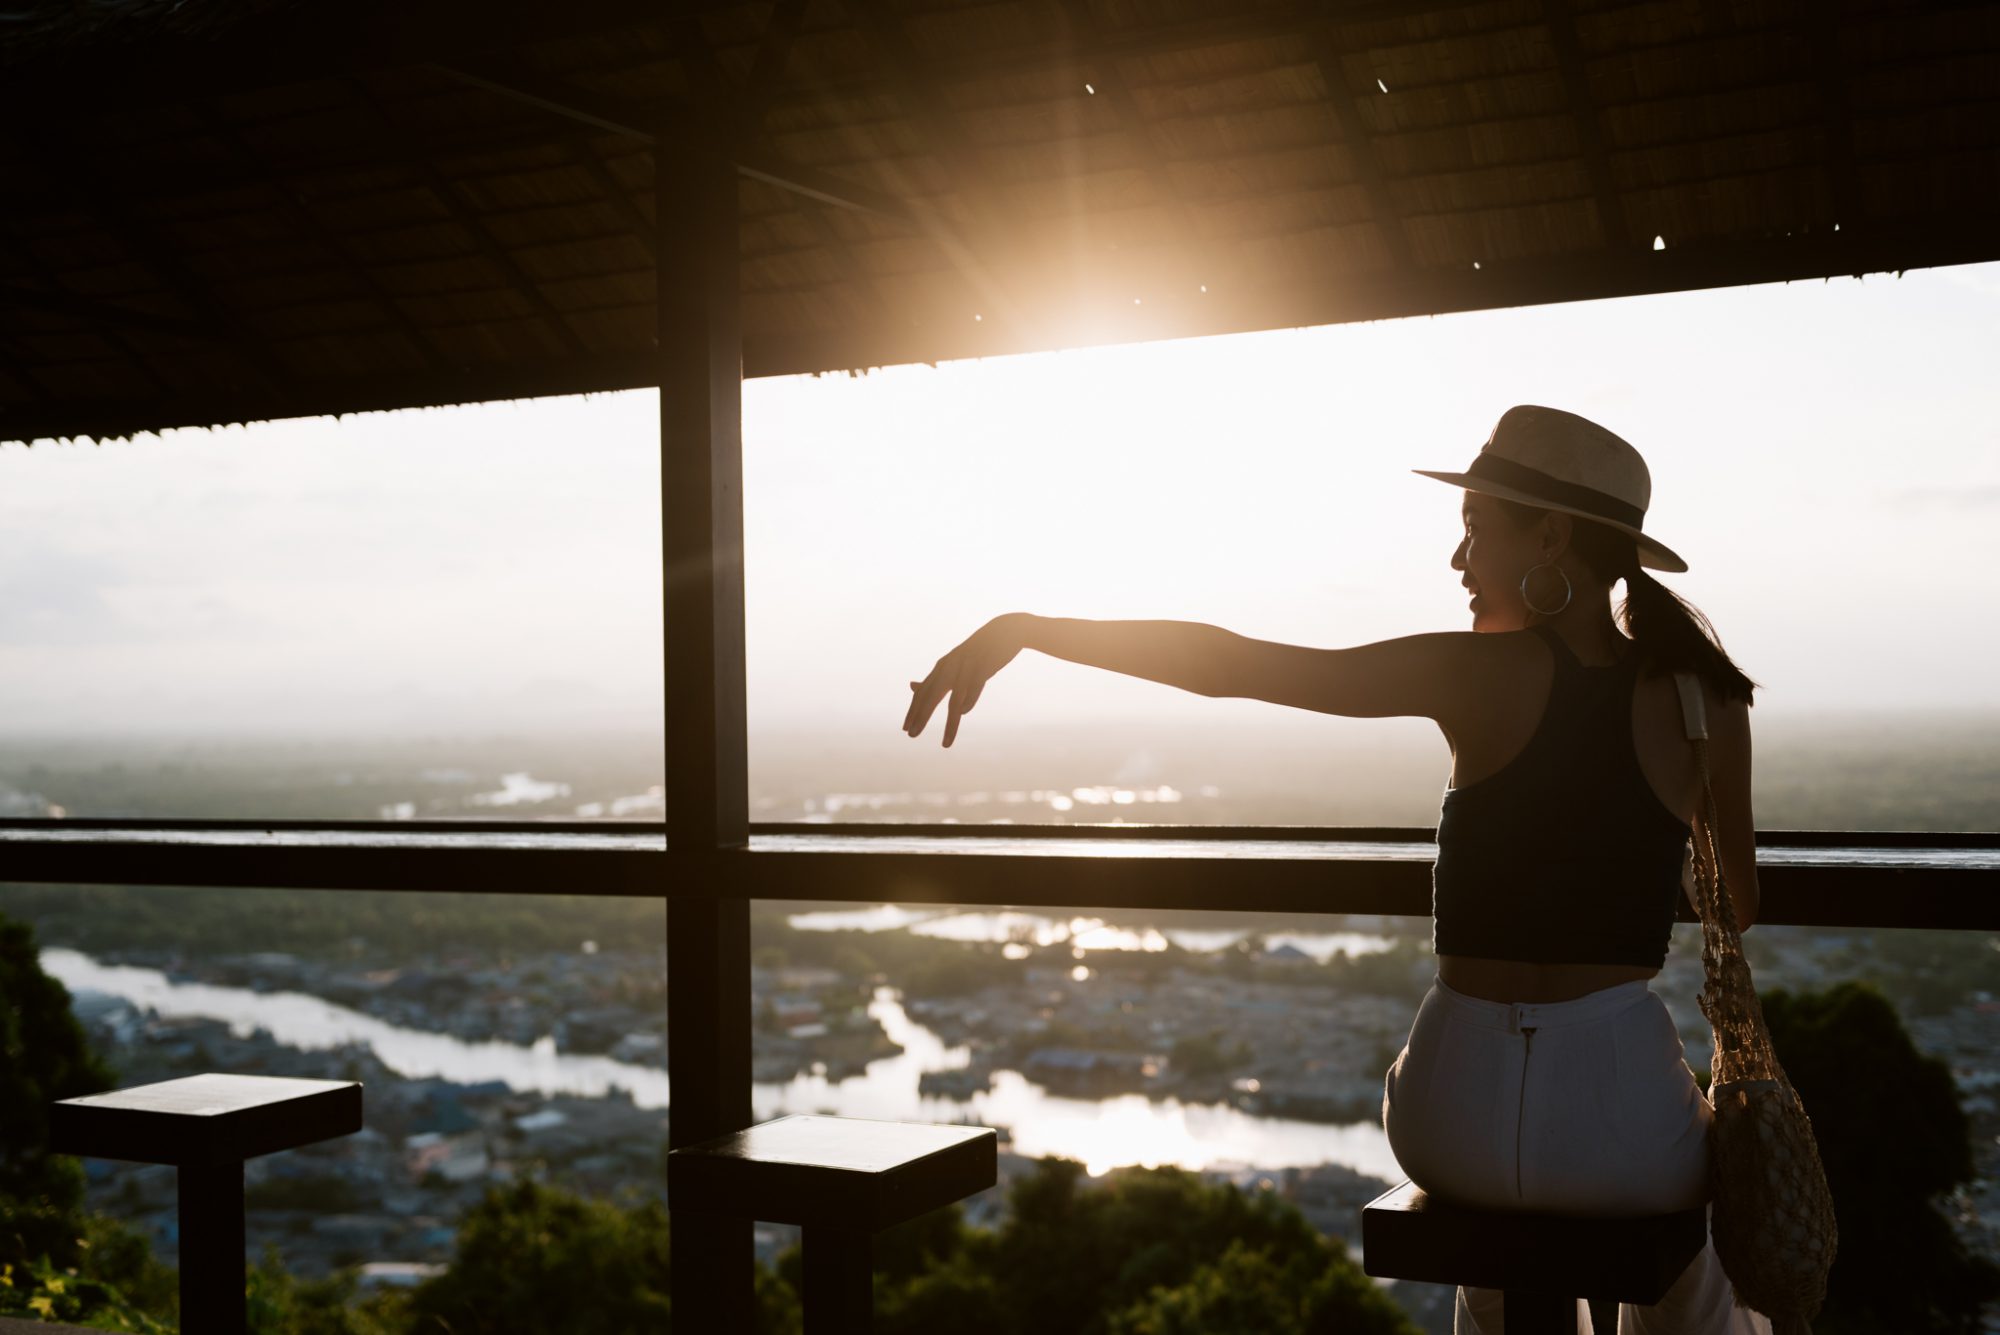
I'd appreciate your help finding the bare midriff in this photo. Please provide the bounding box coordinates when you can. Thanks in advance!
[1437,954,1660,1004]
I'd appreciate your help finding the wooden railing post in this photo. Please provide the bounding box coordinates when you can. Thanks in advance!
[659,111,755,1332]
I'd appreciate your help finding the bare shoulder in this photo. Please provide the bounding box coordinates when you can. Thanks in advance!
[1706,678,1753,755]
[1394,627,1549,730]
[1360,627,1545,696]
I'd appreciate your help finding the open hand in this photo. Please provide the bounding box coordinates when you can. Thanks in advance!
[903,615,1026,747]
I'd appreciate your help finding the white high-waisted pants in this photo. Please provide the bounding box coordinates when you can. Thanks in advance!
[1381,973,1772,1335]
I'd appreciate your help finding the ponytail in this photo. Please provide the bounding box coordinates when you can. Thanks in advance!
[1494,497,1757,704]
[1619,565,1758,705]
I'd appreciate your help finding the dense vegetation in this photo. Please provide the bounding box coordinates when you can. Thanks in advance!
[1759,982,2000,1334]
[1,912,181,1329]
[5,900,1997,1333]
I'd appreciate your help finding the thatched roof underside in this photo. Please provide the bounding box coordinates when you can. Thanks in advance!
[3,0,1997,443]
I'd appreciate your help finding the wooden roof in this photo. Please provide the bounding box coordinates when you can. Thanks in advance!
[3,0,1997,443]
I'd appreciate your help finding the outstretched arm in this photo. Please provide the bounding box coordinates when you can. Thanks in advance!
[904,613,1488,746]
[904,614,1225,747]
[1016,616,1238,697]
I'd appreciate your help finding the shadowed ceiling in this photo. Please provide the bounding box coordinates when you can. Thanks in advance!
[3,0,1997,442]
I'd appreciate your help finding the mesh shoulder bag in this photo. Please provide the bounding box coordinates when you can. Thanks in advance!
[1674,671,1838,1334]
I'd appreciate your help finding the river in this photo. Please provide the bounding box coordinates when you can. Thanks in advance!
[785,905,1402,963]
[39,947,1403,1181]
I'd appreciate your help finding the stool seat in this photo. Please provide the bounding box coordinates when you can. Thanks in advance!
[668,1113,996,1232]
[48,1073,362,1167]
[46,1073,364,1335]
[1361,1180,1707,1305]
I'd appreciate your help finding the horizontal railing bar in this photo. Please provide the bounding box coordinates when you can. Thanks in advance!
[704,844,1999,930]
[0,835,667,898]
[0,817,659,837]
[0,822,1992,929]
[4,817,1996,848]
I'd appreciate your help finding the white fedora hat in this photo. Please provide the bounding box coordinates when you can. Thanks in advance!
[1413,405,1688,573]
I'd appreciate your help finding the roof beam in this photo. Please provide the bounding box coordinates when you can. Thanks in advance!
[0,213,181,400]
[0,333,55,406]
[1541,0,1631,250]
[14,213,1996,445]
[38,4,1941,212]
[1303,24,1418,272]
[430,57,928,228]
[21,64,1824,228]
[737,0,811,136]
[1049,0,1248,296]
[0,0,1512,118]
[1802,6,1861,229]
[832,0,1043,329]
[560,137,658,263]
[748,0,1525,117]
[346,76,591,358]
[18,129,300,405]
[0,282,212,340]
[666,13,906,335]
[186,101,461,375]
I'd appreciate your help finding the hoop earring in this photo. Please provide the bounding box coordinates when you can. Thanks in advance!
[1520,562,1573,616]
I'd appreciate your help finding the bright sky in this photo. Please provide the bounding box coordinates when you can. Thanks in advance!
[3,261,1996,738]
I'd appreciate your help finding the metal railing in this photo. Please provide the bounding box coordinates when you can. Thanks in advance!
[4,818,1995,925]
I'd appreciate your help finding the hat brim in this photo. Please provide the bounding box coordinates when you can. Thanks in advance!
[1413,468,1689,574]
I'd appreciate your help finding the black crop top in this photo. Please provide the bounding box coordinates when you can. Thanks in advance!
[1431,624,1692,969]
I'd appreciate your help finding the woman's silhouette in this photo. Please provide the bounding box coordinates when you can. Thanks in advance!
[903,405,1769,1333]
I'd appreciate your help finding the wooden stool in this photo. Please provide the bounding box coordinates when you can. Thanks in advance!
[1360,1180,1707,1334]
[49,1073,363,1335]
[667,1113,996,1333]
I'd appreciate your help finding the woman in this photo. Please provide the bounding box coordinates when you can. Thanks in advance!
[902,405,1769,1334]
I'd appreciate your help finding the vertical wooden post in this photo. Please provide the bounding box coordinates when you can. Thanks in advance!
[177,1160,246,1335]
[802,1225,874,1332]
[659,122,754,1331]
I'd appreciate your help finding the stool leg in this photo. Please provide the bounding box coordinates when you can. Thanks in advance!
[178,1160,246,1335]
[801,1225,872,1334]
[1501,1289,1577,1334]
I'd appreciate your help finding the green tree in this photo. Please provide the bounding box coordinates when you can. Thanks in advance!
[970,1158,1418,1335]
[0,911,178,1329]
[0,1249,172,1332]
[243,1242,408,1334]
[1167,1032,1231,1080]
[1108,1236,1411,1335]
[402,1176,672,1332]
[1762,981,2000,1334]
[407,1174,806,1334]
[0,910,118,1270]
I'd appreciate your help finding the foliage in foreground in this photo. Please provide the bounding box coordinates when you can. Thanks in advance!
[764,1156,1419,1335]
[1761,981,2000,1335]
[1,913,118,1272]
[7,897,1999,1335]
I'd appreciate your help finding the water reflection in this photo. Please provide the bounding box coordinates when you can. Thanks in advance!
[40,948,1400,1180]
[789,906,1397,963]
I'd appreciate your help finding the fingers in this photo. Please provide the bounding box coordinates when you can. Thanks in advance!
[905,665,942,735]
[903,638,990,746]
[905,665,947,737]
[943,659,965,747]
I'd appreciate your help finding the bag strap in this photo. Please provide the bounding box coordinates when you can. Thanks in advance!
[1674,670,1708,741]
[1674,670,1719,925]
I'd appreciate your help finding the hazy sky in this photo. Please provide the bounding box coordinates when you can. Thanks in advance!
[4,261,1997,743]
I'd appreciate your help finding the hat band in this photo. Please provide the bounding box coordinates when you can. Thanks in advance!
[1463,453,1645,529]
